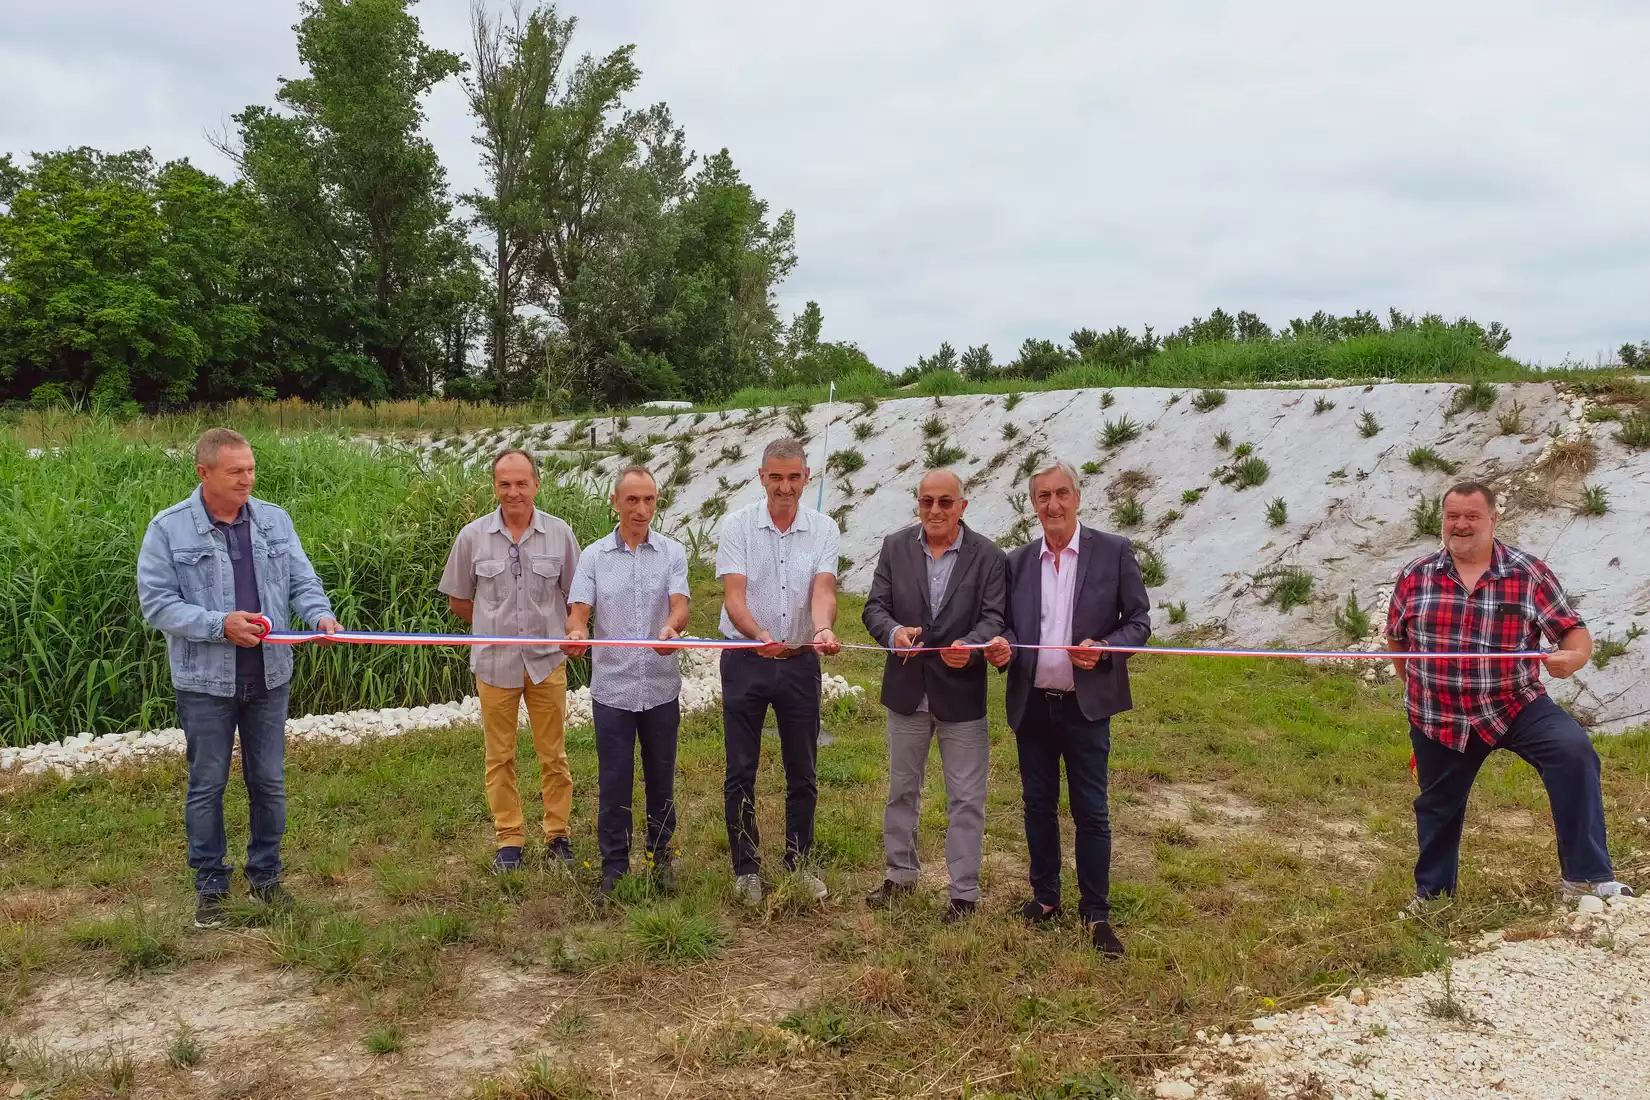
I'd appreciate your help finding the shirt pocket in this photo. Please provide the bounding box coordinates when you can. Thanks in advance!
[475,558,509,607]
[529,555,563,607]
[259,536,291,586]
[171,546,217,602]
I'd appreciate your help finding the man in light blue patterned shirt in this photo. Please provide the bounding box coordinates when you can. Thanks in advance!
[565,466,691,901]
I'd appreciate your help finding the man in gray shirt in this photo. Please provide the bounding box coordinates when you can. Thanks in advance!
[862,469,1006,922]
[564,467,691,902]
[439,450,582,874]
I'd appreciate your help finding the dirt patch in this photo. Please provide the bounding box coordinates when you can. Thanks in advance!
[12,961,323,1058]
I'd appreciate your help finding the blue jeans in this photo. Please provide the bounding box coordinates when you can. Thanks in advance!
[1015,690,1113,922]
[593,699,680,877]
[177,682,291,895]
[1411,694,1613,898]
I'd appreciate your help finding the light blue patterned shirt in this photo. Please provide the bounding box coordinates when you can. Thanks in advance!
[568,526,691,712]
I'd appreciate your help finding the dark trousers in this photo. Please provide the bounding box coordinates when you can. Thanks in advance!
[593,698,680,877]
[1411,694,1613,898]
[177,682,291,896]
[720,648,820,877]
[1015,690,1113,922]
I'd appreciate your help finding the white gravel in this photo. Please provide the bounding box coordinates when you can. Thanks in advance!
[1,646,863,777]
[1161,895,1650,1099]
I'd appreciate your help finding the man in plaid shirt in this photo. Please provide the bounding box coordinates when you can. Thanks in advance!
[1386,480,1631,904]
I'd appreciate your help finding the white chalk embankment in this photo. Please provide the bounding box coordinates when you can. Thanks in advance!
[417,380,1650,733]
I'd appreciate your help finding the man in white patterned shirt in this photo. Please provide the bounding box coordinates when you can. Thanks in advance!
[716,437,843,905]
[564,467,691,902]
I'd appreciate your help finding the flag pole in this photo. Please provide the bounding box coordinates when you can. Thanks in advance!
[815,380,835,512]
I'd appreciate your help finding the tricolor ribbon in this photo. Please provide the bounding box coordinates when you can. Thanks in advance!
[250,617,1546,661]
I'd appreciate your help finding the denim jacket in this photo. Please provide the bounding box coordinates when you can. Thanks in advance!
[137,488,336,697]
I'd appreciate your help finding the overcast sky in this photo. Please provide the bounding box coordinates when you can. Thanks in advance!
[3,1,1646,369]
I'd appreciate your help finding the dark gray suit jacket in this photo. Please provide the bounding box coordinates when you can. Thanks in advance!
[1001,525,1152,730]
[862,523,1008,722]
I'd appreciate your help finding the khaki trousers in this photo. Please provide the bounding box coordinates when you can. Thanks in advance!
[477,666,571,847]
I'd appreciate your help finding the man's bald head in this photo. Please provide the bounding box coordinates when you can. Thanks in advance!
[916,467,968,545]
[918,468,964,499]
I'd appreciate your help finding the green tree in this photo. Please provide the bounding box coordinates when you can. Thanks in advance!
[0,149,262,409]
[960,343,995,380]
[229,0,475,400]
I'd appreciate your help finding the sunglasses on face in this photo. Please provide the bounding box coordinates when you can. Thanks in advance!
[919,497,958,511]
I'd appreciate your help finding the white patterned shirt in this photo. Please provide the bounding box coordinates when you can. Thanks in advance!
[567,526,691,712]
[715,502,840,645]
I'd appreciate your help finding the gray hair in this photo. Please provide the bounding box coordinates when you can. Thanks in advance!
[1027,460,1081,499]
[761,437,809,467]
[1443,480,1498,511]
[611,465,657,495]
[491,448,540,478]
[195,428,250,468]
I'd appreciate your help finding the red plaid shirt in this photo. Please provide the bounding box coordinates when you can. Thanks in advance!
[1385,540,1583,751]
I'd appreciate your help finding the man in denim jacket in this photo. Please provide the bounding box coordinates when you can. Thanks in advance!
[137,428,339,928]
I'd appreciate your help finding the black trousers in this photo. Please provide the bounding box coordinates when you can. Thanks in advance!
[1014,689,1113,923]
[593,698,680,878]
[720,648,820,876]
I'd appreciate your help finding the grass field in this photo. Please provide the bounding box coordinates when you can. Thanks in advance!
[3,580,1647,1099]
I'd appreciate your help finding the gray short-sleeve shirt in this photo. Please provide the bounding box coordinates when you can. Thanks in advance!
[439,508,581,688]
[714,502,839,645]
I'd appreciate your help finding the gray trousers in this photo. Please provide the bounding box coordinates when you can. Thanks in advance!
[883,709,990,902]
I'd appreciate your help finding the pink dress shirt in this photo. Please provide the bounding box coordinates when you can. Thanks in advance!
[1033,535,1080,691]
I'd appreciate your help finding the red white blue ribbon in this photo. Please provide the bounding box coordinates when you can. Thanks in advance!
[252,619,1545,661]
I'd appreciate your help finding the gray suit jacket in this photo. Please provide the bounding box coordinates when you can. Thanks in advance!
[1001,525,1152,729]
[862,523,1008,722]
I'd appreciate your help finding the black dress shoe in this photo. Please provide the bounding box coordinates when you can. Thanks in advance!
[1090,921,1125,957]
[1020,898,1060,923]
[940,898,976,924]
[865,879,914,910]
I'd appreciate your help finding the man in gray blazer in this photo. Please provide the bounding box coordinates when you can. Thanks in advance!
[862,469,1007,921]
[984,460,1150,956]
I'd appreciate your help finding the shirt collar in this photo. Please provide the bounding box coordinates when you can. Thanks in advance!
[603,525,658,553]
[757,504,813,533]
[484,507,545,538]
[917,524,964,557]
[194,486,251,530]
[1430,540,1513,580]
[1039,533,1078,560]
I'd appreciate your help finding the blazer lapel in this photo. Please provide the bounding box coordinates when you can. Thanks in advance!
[1025,540,1043,646]
[908,529,934,622]
[1071,526,1096,644]
[933,527,978,617]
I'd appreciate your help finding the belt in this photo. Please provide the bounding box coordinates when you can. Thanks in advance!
[767,646,808,660]
[1032,687,1075,700]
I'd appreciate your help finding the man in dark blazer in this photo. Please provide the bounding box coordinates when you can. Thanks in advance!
[862,469,1008,921]
[984,460,1151,956]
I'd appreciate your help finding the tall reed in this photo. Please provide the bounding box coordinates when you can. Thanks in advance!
[0,429,613,745]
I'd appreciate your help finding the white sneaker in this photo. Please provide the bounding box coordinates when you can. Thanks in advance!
[734,873,763,906]
[1562,879,1636,900]
[796,870,829,902]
